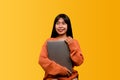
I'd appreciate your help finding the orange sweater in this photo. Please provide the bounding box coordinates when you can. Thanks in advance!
[38,38,84,80]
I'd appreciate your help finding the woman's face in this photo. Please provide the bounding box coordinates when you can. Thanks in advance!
[55,18,68,36]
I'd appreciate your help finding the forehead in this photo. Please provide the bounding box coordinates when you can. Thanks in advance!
[57,18,65,22]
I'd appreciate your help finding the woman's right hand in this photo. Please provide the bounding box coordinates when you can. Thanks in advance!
[60,67,72,77]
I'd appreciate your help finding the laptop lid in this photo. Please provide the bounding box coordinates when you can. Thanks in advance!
[47,40,72,72]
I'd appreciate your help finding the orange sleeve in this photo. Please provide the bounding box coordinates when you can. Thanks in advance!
[68,39,84,66]
[38,39,69,75]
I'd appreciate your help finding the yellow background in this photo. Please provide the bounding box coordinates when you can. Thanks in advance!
[0,0,119,80]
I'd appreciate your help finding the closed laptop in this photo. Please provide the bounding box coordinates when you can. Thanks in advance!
[47,40,72,72]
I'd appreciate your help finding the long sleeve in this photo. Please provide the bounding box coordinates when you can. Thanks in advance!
[68,39,84,66]
[38,39,69,75]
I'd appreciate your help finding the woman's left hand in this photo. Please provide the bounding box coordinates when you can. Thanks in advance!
[65,36,73,45]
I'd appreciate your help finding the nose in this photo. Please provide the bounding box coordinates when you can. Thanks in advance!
[58,23,63,28]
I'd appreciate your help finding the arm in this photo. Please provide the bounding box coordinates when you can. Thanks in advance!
[66,37,84,66]
[38,39,69,75]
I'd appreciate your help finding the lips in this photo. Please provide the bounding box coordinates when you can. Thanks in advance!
[57,28,65,32]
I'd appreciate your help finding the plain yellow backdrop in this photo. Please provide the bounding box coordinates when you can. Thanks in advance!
[0,0,119,80]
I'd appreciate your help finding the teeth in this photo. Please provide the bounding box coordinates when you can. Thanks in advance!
[58,29,63,32]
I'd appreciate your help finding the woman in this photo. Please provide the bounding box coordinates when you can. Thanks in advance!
[39,14,84,80]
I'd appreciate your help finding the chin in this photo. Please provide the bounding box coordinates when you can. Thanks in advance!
[58,33,65,35]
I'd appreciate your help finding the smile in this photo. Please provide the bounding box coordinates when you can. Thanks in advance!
[58,29,65,32]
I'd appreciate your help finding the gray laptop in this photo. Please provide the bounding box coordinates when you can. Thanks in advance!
[47,40,72,72]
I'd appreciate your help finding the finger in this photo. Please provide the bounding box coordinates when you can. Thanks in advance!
[67,71,71,77]
[65,38,69,43]
[67,70,72,74]
[68,36,72,40]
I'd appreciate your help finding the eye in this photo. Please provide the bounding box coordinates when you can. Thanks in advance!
[56,22,60,25]
[62,22,66,25]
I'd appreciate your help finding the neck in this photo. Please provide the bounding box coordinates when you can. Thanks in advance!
[57,34,67,40]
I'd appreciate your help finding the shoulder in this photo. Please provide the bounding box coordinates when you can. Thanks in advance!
[72,38,79,43]
[42,38,58,46]
[71,38,81,46]
[72,38,78,41]
[46,38,57,41]
[44,38,57,43]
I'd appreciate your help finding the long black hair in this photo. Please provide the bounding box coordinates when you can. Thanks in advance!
[51,14,73,38]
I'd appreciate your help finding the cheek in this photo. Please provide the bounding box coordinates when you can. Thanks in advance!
[55,25,58,29]
[65,26,68,31]
[55,26,58,30]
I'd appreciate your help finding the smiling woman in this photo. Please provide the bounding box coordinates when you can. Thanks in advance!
[38,14,84,80]
[51,14,73,39]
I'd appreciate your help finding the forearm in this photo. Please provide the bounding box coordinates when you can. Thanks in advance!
[68,40,84,66]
